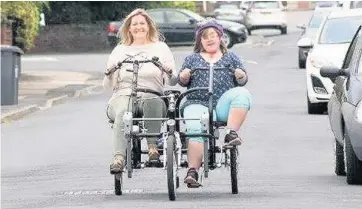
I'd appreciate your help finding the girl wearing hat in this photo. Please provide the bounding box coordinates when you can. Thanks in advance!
[178,19,252,185]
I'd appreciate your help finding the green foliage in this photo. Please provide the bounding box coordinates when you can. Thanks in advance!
[44,1,197,24]
[1,1,47,51]
[147,1,196,12]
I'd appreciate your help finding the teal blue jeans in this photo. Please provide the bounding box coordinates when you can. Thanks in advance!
[183,87,252,143]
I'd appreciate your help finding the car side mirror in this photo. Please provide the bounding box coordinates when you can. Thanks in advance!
[320,66,349,80]
[297,37,313,48]
[189,18,196,25]
[296,24,306,30]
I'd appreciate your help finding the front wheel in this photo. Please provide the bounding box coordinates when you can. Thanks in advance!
[335,139,346,176]
[114,173,123,195]
[167,134,177,201]
[230,147,238,194]
[344,130,362,185]
[222,31,234,48]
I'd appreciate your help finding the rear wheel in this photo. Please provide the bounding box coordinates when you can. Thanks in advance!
[167,135,177,201]
[281,27,287,35]
[230,147,238,194]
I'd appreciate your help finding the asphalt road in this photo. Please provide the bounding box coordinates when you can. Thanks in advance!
[3,21,362,208]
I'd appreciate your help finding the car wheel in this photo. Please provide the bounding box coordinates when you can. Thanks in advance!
[298,48,306,69]
[222,31,234,48]
[307,97,325,114]
[344,128,362,185]
[335,138,346,176]
[281,27,287,35]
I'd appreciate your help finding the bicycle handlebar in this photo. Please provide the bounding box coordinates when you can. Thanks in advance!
[189,64,248,86]
[105,56,172,76]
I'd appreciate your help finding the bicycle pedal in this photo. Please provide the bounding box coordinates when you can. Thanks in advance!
[187,182,202,188]
[110,169,123,175]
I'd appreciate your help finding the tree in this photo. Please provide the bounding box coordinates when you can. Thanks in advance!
[1,1,48,51]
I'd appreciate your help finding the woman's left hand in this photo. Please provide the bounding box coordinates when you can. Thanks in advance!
[235,68,246,80]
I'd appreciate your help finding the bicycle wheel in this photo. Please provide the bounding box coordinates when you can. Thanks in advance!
[167,134,176,201]
[114,173,123,195]
[230,147,238,194]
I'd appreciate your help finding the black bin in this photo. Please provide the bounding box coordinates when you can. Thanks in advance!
[1,45,24,105]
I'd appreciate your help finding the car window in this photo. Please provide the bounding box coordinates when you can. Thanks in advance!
[315,1,339,8]
[166,11,190,24]
[342,27,361,69]
[218,4,239,10]
[148,11,165,24]
[251,1,280,9]
[308,13,327,28]
[319,16,362,44]
[351,1,362,8]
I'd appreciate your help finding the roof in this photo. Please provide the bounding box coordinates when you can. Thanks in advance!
[327,8,362,19]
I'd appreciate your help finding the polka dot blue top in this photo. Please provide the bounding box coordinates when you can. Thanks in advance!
[177,51,247,112]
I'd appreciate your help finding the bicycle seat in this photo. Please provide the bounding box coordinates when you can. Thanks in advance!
[163,90,181,109]
[164,90,181,96]
[213,121,227,128]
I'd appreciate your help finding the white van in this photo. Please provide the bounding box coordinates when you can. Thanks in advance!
[242,1,287,35]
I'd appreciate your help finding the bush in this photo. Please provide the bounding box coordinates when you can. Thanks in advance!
[147,1,196,12]
[1,1,47,51]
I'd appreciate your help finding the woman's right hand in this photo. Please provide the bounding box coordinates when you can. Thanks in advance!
[180,68,191,82]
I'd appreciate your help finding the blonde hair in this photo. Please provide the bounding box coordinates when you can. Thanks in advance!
[120,8,163,45]
[193,27,227,54]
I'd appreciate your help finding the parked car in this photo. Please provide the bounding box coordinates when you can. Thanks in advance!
[243,1,287,35]
[342,1,362,10]
[214,3,246,24]
[297,8,341,68]
[314,1,342,9]
[320,25,362,185]
[107,8,248,49]
[305,9,362,114]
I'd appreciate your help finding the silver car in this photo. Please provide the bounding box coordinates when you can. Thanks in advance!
[320,25,362,185]
[296,8,341,68]
[214,4,246,24]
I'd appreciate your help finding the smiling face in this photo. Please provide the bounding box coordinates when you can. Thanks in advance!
[129,14,149,41]
[200,27,222,53]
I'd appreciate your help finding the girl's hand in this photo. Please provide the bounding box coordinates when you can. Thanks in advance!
[235,68,246,80]
[180,68,191,81]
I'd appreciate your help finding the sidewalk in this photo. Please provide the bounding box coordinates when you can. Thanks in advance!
[1,70,104,123]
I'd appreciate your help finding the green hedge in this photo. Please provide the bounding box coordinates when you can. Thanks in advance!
[1,1,47,51]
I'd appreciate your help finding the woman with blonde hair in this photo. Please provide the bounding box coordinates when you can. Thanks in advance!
[178,19,252,185]
[103,8,178,173]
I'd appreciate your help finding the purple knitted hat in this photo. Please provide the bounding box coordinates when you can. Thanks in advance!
[195,18,224,39]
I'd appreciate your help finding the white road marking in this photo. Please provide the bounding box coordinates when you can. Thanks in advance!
[62,189,144,195]
[22,57,58,62]
[245,60,258,65]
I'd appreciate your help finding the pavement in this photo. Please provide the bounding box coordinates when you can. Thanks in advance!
[1,71,104,123]
[2,16,362,208]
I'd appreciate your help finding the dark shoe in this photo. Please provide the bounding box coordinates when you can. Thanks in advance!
[184,168,199,185]
[110,155,124,174]
[224,130,243,146]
